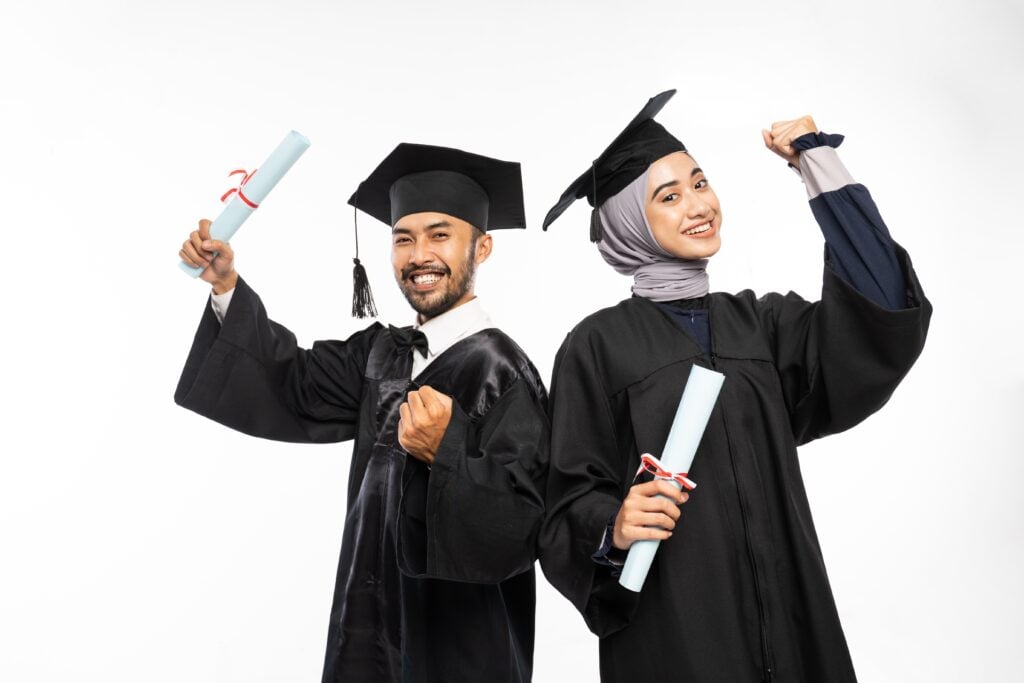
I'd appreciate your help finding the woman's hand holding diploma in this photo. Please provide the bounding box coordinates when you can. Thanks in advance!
[618,365,725,591]
[612,481,689,550]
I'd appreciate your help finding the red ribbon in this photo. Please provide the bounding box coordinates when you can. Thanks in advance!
[220,168,259,209]
[637,453,697,491]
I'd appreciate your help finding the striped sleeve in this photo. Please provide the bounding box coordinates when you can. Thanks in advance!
[792,132,908,310]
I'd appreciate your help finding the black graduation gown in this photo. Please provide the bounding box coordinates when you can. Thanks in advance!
[539,246,931,682]
[174,277,549,683]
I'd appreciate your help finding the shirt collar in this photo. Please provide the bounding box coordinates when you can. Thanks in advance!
[413,297,492,360]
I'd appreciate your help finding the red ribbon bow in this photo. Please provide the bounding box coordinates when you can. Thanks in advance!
[221,168,259,209]
[637,453,697,491]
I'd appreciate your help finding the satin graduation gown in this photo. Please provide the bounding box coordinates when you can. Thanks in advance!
[539,246,931,682]
[175,277,549,683]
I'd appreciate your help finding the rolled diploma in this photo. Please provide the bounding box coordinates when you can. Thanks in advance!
[179,130,311,277]
[619,364,725,592]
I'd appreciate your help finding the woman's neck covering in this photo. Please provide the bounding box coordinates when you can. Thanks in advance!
[597,168,709,301]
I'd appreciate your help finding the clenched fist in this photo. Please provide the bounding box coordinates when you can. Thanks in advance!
[761,115,819,169]
[398,385,453,465]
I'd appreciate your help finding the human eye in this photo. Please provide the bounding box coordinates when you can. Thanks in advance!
[393,235,412,245]
[661,192,679,203]
[695,179,709,190]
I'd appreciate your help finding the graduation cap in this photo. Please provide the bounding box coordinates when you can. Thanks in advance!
[542,89,687,241]
[345,143,526,318]
[348,143,526,230]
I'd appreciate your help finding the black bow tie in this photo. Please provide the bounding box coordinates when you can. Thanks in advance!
[389,325,429,359]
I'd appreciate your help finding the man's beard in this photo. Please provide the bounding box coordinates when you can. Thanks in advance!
[397,245,478,320]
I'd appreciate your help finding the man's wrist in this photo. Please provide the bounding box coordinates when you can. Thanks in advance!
[211,271,238,295]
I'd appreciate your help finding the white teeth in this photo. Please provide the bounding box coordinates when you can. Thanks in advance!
[412,273,441,285]
[685,223,711,235]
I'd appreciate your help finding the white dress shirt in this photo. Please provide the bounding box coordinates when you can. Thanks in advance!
[209,288,493,378]
[410,296,492,377]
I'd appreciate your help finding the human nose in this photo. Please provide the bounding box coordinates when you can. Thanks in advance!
[685,192,712,219]
[410,236,433,265]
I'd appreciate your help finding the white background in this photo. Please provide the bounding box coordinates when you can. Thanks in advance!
[1,1,1021,681]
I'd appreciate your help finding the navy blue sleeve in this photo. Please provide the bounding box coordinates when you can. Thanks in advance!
[591,512,626,574]
[792,132,908,310]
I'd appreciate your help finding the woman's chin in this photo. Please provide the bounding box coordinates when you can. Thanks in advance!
[667,235,721,260]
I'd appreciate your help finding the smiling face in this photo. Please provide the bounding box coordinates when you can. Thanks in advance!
[391,212,492,321]
[644,151,722,260]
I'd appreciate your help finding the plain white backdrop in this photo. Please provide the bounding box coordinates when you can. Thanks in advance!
[1,1,1022,680]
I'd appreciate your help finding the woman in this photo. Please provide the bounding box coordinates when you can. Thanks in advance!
[539,91,931,682]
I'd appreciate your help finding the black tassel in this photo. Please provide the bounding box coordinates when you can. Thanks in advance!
[352,257,377,318]
[589,208,603,243]
[350,187,377,319]
[588,160,603,243]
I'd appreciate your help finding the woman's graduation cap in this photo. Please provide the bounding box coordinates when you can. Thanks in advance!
[346,143,527,318]
[542,89,687,241]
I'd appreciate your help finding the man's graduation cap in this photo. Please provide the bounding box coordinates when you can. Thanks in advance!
[542,89,687,241]
[345,143,526,318]
[349,143,526,231]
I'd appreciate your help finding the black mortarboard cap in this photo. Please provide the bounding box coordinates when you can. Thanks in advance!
[344,143,526,319]
[542,89,687,238]
[347,143,526,231]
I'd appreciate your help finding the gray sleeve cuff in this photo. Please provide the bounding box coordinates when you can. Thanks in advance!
[797,146,856,199]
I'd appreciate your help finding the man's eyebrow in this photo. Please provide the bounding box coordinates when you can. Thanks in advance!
[393,220,452,234]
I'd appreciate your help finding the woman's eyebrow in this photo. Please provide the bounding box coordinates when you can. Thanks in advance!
[650,180,679,200]
[650,168,705,200]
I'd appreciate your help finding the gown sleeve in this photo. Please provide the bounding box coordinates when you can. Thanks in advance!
[398,378,550,583]
[174,275,382,444]
[764,135,933,443]
[538,329,641,636]
[763,243,931,445]
[793,131,907,310]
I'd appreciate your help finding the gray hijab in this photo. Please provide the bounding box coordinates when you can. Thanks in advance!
[596,169,709,301]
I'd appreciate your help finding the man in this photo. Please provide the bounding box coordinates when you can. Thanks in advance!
[175,143,549,682]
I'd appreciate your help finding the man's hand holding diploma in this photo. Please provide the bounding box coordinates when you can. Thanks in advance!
[179,219,238,294]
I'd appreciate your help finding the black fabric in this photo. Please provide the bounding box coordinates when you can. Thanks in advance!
[543,90,686,230]
[388,324,429,359]
[588,120,687,204]
[390,170,490,230]
[348,143,526,231]
[539,245,931,682]
[175,278,549,682]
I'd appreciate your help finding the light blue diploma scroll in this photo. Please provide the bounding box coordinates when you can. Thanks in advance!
[619,364,725,592]
[179,130,311,277]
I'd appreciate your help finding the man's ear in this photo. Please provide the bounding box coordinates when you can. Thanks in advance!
[475,233,493,265]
